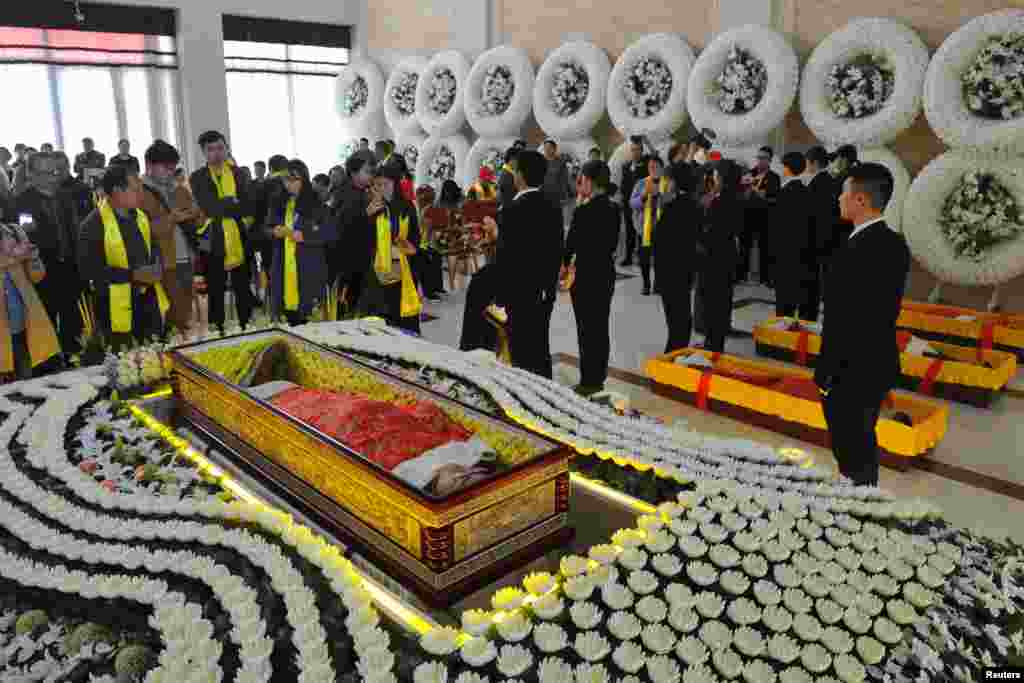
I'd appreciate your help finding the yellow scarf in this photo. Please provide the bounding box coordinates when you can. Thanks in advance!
[643,176,669,247]
[199,164,245,270]
[471,182,497,200]
[374,209,421,318]
[283,198,299,311]
[99,200,170,334]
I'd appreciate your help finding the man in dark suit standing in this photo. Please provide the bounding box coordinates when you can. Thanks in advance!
[189,130,256,332]
[484,150,564,379]
[804,146,834,318]
[739,146,781,285]
[619,137,646,267]
[814,163,910,486]
[774,152,818,320]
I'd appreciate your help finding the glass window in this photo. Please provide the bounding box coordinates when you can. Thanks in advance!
[57,66,119,157]
[226,71,293,169]
[121,68,153,149]
[0,63,58,148]
[292,74,342,174]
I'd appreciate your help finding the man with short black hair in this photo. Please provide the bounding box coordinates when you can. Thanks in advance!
[78,164,167,348]
[564,160,619,394]
[814,163,909,486]
[484,150,563,378]
[253,160,267,182]
[541,139,571,212]
[334,150,378,311]
[740,145,780,285]
[805,145,834,313]
[110,139,140,173]
[189,130,256,332]
[619,136,647,266]
[358,138,370,151]
[774,152,818,320]
[74,138,106,184]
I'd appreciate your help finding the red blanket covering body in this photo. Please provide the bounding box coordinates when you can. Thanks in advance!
[270,387,471,470]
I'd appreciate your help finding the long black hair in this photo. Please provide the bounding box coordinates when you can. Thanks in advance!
[285,158,322,218]
[710,158,742,203]
[439,179,462,207]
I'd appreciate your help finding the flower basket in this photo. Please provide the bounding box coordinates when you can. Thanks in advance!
[415,134,470,191]
[686,25,798,146]
[607,33,695,141]
[897,299,1024,361]
[924,9,1024,159]
[753,317,1017,407]
[415,50,471,137]
[645,349,948,463]
[800,18,928,148]
[533,41,611,140]
[385,56,428,136]
[465,45,535,138]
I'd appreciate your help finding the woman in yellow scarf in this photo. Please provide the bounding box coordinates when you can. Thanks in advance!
[266,160,335,324]
[629,155,668,296]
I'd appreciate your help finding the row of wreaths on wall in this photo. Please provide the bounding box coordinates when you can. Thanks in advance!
[337,10,1024,287]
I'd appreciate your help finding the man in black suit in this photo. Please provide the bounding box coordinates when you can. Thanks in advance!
[483,150,564,379]
[189,130,256,332]
[774,152,818,321]
[619,137,646,267]
[804,146,834,317]
[814,163,910,486]
[739,146,781,285]
[563,160,620,395]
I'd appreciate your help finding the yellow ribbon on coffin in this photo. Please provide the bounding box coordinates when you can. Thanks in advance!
[374,210,422,319]
[99,199,169,334]
[642,176,669,247]
[283,198,299,311]
[198,164,245,270]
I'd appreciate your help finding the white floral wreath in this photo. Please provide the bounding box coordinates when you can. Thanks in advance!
[395,130,428,176]
[465,46,535,138]
[687,25,799,146]
[857,146,912,233]
[384,56,428,136]
[534,41,611,140]
[801,18,929,149]
[463,137,518,190]
[335,57,385,130]
[415,134,470,190]
[903,151,1024,285]
[924,9,1024,159]
[415,50,470,137]
[607,33,695,142]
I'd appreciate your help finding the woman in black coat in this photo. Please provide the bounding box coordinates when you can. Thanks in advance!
[654,162,700,353]
[266,159,335,323]
[696,159,743,353]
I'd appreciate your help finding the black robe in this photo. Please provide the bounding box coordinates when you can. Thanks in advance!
[266,198,336,319]
[773,179,818,314]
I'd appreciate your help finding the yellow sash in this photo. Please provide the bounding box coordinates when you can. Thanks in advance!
[99,200,170,334]
[283,198,299,311]
[642,176,669,247]
[199,164,245,270]
[471,182,497,200]
[374,210,421,318]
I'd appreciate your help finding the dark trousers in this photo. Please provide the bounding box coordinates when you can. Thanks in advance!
[661,285,693,353]
[638,246,653,291]
[413,249,444,297]
[736,227,756,282]
[571,276,614,389]
[823,385,888,486]
[776,277,821,321]
[623,211,637,263]
[459,264,499,352]
[698,274,733,352]
[693,273,706,334]
[509,299,554,379]
[36,261,83,354]
[206,260,254,332]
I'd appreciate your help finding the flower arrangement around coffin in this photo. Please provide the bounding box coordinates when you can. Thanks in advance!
[551,61,590,118]
[715,45,768,115]
[623,56,673,119]
[827,53,896,119]
[427,67,458,117]
[341,75,369,117]
[478,64,515,117]
[939,171,1024,262]
[962,31,1024,121]
[392,70,420,117]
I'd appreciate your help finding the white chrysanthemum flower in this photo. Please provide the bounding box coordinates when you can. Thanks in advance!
[532,593,565,620]
[420,627,460,656]
[612,641,646,674]
[524,572,556,596]
[497,644,533,678]
[461,609,491,637]
[533,623,568,653]
[495,610,532,642]
[460,636,497,668]
[574,631,611,662]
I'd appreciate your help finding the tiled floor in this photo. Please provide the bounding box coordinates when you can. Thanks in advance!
[418,266,1024,544]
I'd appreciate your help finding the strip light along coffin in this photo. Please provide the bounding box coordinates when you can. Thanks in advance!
[170,330,571,605]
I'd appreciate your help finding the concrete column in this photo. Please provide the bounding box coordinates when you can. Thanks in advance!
[175,3,230,169]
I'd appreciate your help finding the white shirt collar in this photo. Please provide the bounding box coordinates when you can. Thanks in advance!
[783,176,803,188]
[513,187,541,201]
[848,216,885,241]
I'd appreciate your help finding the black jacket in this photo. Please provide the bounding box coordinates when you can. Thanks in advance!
[564,194,620,281]
[698,194,743,281]
[621,161,647,207]
[653,194,700,295]
[773,180,818,288]
[333,180,374,282]
[807,171,839,258]
[14,187,80,267]
[497,189,564,308]
[814,221,910,396]
[189,165,251,265]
